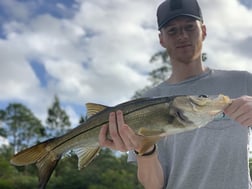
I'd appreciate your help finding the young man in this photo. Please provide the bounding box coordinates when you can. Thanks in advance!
[99,0,252,188]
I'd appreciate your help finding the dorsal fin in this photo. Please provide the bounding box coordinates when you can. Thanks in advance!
[85,103,108,118]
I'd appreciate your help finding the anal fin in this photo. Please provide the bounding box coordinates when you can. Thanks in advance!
[73,146,101,170]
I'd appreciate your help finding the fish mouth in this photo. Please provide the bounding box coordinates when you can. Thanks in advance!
[169,102,192,124]
[176,111,186,121]
[175,110,192,124]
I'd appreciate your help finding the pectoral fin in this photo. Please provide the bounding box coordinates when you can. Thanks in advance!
[138,127,165,136]
[136,135,162,155]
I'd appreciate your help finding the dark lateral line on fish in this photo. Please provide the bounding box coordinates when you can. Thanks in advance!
[50,97,175,151]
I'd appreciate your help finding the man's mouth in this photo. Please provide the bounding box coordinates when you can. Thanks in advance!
[176,44,191,48]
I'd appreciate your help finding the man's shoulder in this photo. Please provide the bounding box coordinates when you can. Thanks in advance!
[143,81,169,97]
[213,68,250,75]
[212,69,251,79]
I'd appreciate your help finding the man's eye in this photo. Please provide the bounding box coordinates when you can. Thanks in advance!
[184,24,195,31]
[167,28,177,35]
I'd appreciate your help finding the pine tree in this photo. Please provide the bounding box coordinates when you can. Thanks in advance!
[46,95,71,138]
[132,51,207,99]
[1,103,44,153]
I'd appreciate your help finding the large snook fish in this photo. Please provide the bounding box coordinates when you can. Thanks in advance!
[10,94,231,189]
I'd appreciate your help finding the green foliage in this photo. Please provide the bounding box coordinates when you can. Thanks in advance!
[46,149,143,189]
[149,50,171,86]
[132,50,171,99]
[46,95,71,137]
[0,144,142,189]
[79,115,88,124]
[1,103,44,153]
[0,110,7,138]
[0,155,16,178]
[0,149,38,189]
[132,51,207,99]
[0,128,6,138]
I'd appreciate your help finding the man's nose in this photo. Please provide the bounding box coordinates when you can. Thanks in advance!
[177,27,189,40]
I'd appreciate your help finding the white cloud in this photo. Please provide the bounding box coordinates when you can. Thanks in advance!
[200,0,252,72]
[64,105,81,126]
[0,0,252,126]
[0,136,9,147]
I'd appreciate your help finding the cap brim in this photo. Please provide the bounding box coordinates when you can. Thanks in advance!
[158,14,203,30]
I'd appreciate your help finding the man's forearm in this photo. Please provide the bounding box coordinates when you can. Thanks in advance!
[136,150,164,189]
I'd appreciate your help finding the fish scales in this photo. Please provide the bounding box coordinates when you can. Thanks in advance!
[10,94,231,189]
[47,97,174,157]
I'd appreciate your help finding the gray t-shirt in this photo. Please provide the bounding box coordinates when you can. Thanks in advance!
[128,68,252,189]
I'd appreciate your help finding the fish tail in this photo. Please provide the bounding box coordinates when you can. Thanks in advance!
[10,138,61,189]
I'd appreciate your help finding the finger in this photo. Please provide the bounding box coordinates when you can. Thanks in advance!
[242,119,252,127]
[235,111,252,127]
[120,124,137,150]
[116,110,139,150]
[116,110,128,137]
[226,101,251,120]
[225,101,249,121]
[224,99,242,116]
[116,110,125,128]
[116,110,145,151]
[108,112,126,151]
[98,124,115,148]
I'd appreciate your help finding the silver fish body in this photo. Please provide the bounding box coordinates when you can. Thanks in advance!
[10,94,231,189]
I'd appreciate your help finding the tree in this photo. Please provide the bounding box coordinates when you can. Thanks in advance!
[0,110,7,138]
[132,51,207,98]
[46,149,143,189]
[1,103,44,153]
[46,95,71,138]
[132,50,171,99]
[79,115,87,124]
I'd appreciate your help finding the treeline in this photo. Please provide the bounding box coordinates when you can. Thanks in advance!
[0,96,143,189]
[0,146,143,189]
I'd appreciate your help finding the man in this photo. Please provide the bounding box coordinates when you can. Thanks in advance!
[99,0,252,188]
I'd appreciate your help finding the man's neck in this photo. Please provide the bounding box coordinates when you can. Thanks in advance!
[167,59,207,84]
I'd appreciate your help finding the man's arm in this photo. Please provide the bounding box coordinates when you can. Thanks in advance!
[135,146,164,189]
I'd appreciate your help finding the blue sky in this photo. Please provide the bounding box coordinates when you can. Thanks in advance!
[0,0,252,134]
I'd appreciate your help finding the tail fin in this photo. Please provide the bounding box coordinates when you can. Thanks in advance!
[10,138,61,189]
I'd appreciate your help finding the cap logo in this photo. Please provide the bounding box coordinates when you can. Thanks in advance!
[170,0,183,10]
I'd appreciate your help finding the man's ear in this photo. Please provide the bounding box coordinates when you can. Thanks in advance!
[202,24,207,41]
[159,32,166,48]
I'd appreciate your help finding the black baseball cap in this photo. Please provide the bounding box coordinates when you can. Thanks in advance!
[157,0,203,30]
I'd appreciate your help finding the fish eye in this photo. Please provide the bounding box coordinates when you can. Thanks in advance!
[198,94,208,98]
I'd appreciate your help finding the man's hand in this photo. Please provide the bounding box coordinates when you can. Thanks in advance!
[224,96,252,127]
[98,110,144,152]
